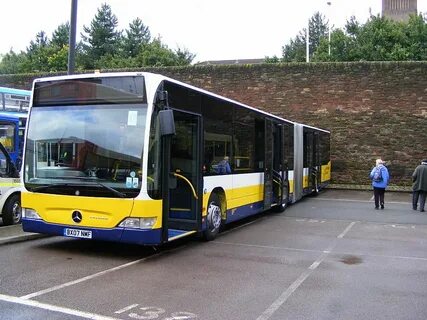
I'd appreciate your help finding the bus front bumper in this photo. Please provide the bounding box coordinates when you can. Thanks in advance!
[22,218,162,245]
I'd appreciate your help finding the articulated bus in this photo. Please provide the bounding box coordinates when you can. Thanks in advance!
[21,72,330,244]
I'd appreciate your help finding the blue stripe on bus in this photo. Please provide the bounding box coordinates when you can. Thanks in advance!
[0,87,31,95]
[22,219,162,245]
[225,201,264,223]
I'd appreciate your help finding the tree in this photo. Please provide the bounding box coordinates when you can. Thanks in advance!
[0,3,195,73]
[135,38,186,67]
[403,14,427,60]
[174,47,196,66]
[280,11,427,62]
[51,23,70,49]
[282,12,329,62]
[80,3,122,68]
[122,18,151,57]
[0,50,29,74]
[26,31,50,72]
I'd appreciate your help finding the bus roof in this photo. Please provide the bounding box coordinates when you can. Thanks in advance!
[0,86,31,96]
[32,71,329,133]
[0,111,28,119]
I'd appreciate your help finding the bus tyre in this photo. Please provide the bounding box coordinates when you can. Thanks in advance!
[273,202,287,213]
[2,194,22,226]
[203,193,222,241]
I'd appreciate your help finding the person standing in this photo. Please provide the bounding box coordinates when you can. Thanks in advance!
[412,159,427,212]
[370,159,390,210]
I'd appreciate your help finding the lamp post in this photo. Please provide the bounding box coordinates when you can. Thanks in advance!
[306,18,310,63]
[327,1,331,56]
[68,0,78,75]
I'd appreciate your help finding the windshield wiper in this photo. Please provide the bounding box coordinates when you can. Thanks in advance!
[28,181,126,198]
[92,182,126,198]
[30,183,73,192]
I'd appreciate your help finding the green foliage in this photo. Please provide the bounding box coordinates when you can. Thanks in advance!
[0,3,195,74]
[80,3,122,69]
[51,23,70,49]
[122,18,151,57]
[281,12,329,62]
[280,12,427,62]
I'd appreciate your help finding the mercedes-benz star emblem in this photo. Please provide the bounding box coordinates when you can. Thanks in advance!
[72,211,82,223]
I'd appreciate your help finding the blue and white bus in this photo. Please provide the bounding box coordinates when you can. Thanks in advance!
[0,86,31,112]
[0,111,27,169]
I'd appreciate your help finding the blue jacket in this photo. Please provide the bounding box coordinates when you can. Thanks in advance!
[370,164,389,189]
[216,159,231,174]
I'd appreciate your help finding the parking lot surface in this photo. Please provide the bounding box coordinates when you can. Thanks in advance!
[0,189,426,320]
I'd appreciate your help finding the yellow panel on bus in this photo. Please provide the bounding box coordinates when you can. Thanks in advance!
[22,192,134,228]
[321,161,331,182]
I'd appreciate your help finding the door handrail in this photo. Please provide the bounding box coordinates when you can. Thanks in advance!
[173,172,198,200]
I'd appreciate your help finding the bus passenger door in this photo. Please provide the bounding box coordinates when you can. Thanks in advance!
[273,124,288,207]
[164,110,202,241]
[264,119,274,210]
[312,132,320,193]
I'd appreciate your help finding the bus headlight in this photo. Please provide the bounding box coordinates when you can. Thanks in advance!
[22,208,41,220]
[118,218,157,229]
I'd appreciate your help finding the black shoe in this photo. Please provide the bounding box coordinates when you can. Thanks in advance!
[413,207,417,210]
[375,207,379,210]
[421,209,425,212]
[381,205,384,210]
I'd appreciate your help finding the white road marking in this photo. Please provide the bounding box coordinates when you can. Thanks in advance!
[214,241,323,253]
[315,197,410,204]
[115,304,139,314]
[0,293,120,320]
[338,221,356,238]
[256,251,329,320]
[20,256,156,300]
[255,221,354,320]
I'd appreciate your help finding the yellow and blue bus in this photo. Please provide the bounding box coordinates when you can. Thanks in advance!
[21,72,330,244]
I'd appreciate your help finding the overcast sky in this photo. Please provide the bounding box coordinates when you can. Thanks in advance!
[1,0,426,63]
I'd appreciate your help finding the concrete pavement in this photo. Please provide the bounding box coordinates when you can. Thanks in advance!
[0,224,47,246]
[0,189,418,246]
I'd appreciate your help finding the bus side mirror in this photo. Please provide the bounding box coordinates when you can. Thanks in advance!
[159,109,176,136]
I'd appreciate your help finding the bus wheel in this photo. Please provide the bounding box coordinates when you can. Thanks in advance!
[273,202,287,213]
[2,194,22,226]
[203,193,222,241]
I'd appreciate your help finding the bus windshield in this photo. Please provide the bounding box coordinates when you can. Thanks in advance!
[24,77,147,198]
[24,104,147,198]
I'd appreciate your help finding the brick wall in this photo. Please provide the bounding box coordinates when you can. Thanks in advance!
[1,62,426,186]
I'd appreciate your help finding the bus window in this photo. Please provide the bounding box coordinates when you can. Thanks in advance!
[233,107,255,173]
[0,123,15,152]
[202,97,232,175]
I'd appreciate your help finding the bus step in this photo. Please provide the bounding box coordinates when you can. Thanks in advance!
[168,229,197,242]
[170,208,192,219]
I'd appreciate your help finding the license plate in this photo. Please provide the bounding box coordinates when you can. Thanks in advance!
[64,228,92,239]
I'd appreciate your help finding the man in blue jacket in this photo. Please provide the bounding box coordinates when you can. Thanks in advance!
[370,159,390,210]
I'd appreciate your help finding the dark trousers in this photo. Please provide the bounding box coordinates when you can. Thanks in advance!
[373,187,385,208]
[412,191,426,211]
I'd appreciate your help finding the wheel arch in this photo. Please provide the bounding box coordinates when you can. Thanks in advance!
[210,187,227,220]
[0,189,21,216]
